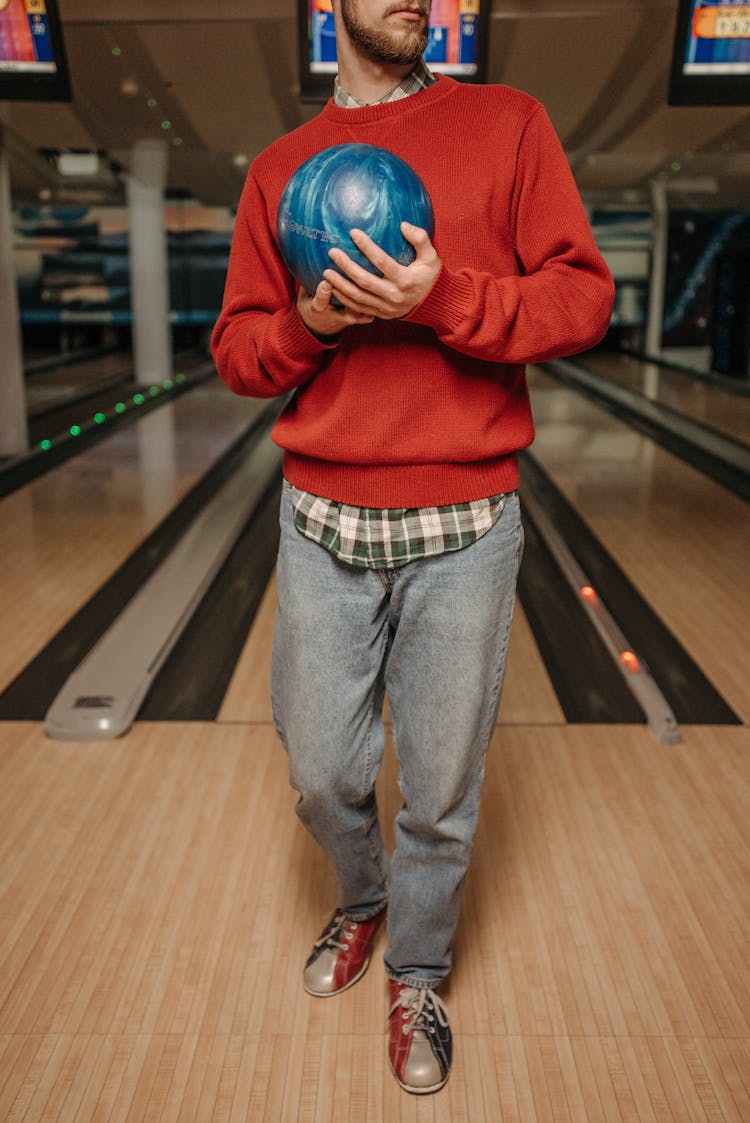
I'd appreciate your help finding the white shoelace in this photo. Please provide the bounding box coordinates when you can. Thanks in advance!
[388,986,450,1036]
[313,912,356,954]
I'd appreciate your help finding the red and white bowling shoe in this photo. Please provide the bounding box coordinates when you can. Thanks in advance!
[387,980,452,1094]
[303,908,386,997]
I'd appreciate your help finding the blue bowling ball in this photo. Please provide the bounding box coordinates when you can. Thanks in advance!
[277,143,434,296]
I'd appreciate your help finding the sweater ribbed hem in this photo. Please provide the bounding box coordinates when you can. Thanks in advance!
[281,452,520,509]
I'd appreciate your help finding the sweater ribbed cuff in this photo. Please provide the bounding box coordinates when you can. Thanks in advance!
[405,265,476,336]
[276,306,340,362]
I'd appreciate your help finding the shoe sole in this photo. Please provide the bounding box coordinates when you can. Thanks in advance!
[303,953,372,998]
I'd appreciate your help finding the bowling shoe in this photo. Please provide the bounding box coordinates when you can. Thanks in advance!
[303,907,386,997]
[387,980,452,1094]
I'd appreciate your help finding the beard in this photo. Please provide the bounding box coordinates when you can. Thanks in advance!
[339,0,430,68]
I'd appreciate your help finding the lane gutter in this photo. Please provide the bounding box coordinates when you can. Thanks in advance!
[520,451,741,730]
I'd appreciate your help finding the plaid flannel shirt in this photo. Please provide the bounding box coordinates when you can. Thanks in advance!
[291,486,507,569]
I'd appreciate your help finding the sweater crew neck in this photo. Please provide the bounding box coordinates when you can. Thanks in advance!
[320,74,457,126]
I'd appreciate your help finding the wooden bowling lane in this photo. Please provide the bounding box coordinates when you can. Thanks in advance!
[24,341,119,374]
[24,347,136,416]
[0,380,265,694]
[576,349,750,445]
[527,365,750,722]
[25,346,210,420]
[0,718,747,1120]
[218,573,566,727]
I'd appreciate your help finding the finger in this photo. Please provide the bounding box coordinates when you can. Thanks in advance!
[400,222,433,256]
[346,229,402,279]
[311,279,334,310]
[326,256,392,302]
[327,247,387,292]
[323,268,387,315]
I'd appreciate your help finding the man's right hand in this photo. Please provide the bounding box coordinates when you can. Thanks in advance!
[296,279,375,340]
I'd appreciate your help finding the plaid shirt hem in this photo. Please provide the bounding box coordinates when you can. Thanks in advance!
[291,487,509,570]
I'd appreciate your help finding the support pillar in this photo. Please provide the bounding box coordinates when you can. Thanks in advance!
[646,179,668,358]
[126,138,172,384]
[0,120,28,455]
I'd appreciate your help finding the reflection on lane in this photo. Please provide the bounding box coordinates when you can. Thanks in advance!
[576,349,750,446]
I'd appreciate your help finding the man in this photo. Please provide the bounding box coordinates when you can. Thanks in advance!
[212,0,614,1096]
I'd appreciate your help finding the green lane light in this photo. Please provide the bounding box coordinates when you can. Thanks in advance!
[147,97,157,109]
[40,439,52,451]
[115,402,126,414]
[112,46,122,57]
[94,412,106,424]
[176,373,186,383]
[133,393,145,405]
[149,385,160,397]
[172,137,183,147]
[70,425,82,437]
[161,120,172,131]
[163,378,174,390]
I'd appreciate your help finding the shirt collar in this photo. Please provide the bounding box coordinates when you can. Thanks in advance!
[333,58,437,108]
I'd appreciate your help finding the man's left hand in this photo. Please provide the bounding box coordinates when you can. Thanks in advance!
[323,222,440,320]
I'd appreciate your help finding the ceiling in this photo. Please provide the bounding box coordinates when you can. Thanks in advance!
[2,0,749,211]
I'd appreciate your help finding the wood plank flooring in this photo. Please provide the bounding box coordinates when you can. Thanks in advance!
[2,350,748,1118]
[1,719,748,1121]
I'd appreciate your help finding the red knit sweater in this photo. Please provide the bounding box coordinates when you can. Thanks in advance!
[211,77,614,508]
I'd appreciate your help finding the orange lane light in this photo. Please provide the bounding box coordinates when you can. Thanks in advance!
[619,650,641,673]
[580,585,598,603]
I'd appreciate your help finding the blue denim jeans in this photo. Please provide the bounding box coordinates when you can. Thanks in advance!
[272,481,523,990]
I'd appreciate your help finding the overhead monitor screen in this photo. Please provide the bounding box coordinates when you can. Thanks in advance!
[683,2,750,74]
[669,1,750,103]
[0,0,71,101]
